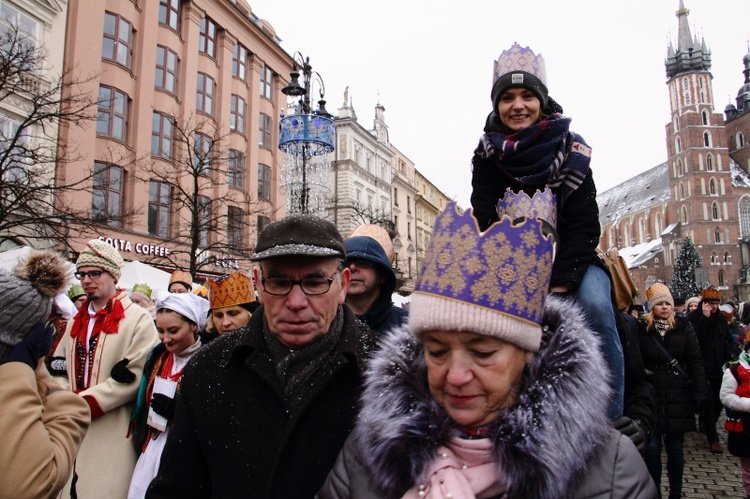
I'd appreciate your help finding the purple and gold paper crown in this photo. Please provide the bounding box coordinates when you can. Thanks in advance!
[409,202,555,352]
[208,272,254,309]
[496,188,557,230]
[493,42,547,86]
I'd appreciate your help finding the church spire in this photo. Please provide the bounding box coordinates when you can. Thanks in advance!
[665,0,712,79]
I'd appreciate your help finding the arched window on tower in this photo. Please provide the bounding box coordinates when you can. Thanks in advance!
[704,131,712,148]
[712,201,720,220]
[673,116,679,133]
[709,178,717,195]
[676,136,682,153]
[724,252,731,264]
[655,213,663,236]
[719,269,725,287]
[739,196,750,237]
[711,252,718,264]
[639,218,647,243]
[699,77,706,103]
[707,154,714,171]
[683,78,691,105]
[702,109,709,125]
[677,158,684,175]
[738,132,746,148]
[680,182,685,200]
[681,205,689,224]
[715,228,722,244]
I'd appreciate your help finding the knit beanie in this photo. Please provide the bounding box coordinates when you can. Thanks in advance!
[0,250,72,360]
[685,296,700,309]
[491,43,550,113]
[646,282,673,307]
[76,239,124,281]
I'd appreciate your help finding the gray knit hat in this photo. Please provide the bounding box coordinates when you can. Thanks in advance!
[0,250,72,360]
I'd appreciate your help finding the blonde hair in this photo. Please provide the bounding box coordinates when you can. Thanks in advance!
[643,309,675,331]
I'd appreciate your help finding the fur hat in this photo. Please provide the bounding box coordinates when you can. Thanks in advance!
[169,270,193,292]
[409,202,555,352]
[251,213,345,261]
[0,250,72,360]
[646,282,673,307]
[491,43,550,112]
[76,239,124,281]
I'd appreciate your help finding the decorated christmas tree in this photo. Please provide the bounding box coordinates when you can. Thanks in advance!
[670,237,703,299]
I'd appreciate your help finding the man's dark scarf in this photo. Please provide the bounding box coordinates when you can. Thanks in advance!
[476,114,591,203]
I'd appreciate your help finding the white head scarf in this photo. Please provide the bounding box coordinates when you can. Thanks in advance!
[154,290,209,332]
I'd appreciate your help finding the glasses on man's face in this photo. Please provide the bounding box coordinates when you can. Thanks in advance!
[261,270,339,296]
[75,270,103,280]
[346,258,375,269]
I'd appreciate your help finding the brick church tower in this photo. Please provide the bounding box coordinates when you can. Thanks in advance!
[664,0,741,291]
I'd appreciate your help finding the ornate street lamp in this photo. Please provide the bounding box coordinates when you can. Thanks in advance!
[279,53,335,214]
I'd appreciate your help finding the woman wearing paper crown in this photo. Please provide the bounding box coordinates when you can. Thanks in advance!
[128,290,209,498]
[471,42,625,420]
[205,272,259,336]
[318,203,655,499]
[635,282,706,499]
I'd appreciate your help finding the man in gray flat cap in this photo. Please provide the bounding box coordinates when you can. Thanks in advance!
[148,214,378,499]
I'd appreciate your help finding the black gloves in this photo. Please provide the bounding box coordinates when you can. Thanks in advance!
[613,416,648,452]
[150,393,176,420]
[111,358,136,383]
[4,322,53,369]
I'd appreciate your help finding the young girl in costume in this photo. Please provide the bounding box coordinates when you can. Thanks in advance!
[127,291,208,498]
[471,42,624,418]
[720,342,750,499]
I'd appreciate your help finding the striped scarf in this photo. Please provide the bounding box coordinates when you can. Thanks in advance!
[476,114,591,203]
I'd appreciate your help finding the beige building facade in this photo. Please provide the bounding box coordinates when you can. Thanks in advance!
[56,0,292,279]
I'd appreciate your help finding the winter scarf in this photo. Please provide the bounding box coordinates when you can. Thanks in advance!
[69,292,126,339]
[354,294,612,498]
[401,437,504,499]
[653,318,671,338]
[476,114,591,203]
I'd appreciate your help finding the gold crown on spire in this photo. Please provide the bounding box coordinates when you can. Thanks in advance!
[493,42,548,86]
[208,272,255,309]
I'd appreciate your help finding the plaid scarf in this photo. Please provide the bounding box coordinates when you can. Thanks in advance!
[476,114,591,203]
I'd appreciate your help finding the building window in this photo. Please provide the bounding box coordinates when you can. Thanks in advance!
[259,113,272,148]
[159,0,180,32]
[193,132,211,175]
[197,195,210,247]
[155,45,178,94]
[715,228,722,244]
[151,112,173,159]
[740,197,750,237]
[738,132,746,148]
[407,221,411,239]
[0,114,29,182]
[712,202,720,220]
[227,206,243,250]
[681,206,689,224]
[195,72,214,115]
[97,86,128,141]
[702,110,709,125]
[232,43,247,81]
[102,12,132,68]
[148,181,171,238]
[229,95,245,133]
[407,195,411,213]
[198,17,216,57]
[258,163,271,201]
[393,187,399,206]
[257,215,271,245]
[704,132,711,148]
[260,65,273,99]
[227,150,244,189]
[718,270,725,287]
[724,252,731,263]
[92,162,124,228]
[683,78,691,105]
[706,154,714,171]
[709,178,717,195]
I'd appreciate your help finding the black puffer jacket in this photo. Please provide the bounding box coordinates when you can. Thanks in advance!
[637,315,707,433]
[688,305,736,379]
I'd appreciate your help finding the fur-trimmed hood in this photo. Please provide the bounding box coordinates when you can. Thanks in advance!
[353,294,612,498]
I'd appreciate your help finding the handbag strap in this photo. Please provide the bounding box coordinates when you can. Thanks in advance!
[649,334,692,383]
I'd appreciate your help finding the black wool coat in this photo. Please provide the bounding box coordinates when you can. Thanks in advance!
[470,152,601,291]
[688,307,736,379]
[146,305,378,499]
[637,315,707,433]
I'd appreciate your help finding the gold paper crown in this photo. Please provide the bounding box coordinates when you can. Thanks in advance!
[496,188,557,230]
[169,270,193,289]
[701,286,722,302]
[208,272,255,309]
[132,283,152,298]
[493,42,547,86]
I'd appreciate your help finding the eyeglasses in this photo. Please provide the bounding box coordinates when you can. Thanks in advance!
[75,270,103,280]
[346,258,375,269]
[261,270,339,296]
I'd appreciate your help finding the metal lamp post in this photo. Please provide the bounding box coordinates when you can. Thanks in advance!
[279,53,335,214]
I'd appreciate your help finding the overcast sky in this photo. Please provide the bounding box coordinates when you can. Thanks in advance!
[248,0,750,209]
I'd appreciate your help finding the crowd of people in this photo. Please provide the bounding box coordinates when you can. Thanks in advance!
[3,41,750,499]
